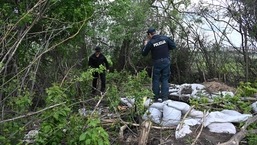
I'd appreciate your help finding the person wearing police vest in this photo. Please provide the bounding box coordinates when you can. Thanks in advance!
[88,46,109,94]
[141,27,176,102]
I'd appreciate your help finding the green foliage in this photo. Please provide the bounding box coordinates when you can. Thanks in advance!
[190,92,252,113]
[48,0,94,22]
[35,84,71,144]
[32,68,112,144]
[248,133,257,145]
[106,0,149,41]
[79,118,110,145]
[106,55,113,67]
[123,70,152,115]
[0,121,25,145]
[14,91,33,112]
[236,81,257,97]
[236,81,257,145]
[46,84,68,104]
[107,70,152,117]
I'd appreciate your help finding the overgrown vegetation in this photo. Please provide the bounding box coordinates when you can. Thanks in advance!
[1,0,257,144]
[0,69,152,144]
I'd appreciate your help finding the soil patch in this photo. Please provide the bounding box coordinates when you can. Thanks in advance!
[202,81,236,93]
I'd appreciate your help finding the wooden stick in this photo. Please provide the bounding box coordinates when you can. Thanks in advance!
[138,120,152,145]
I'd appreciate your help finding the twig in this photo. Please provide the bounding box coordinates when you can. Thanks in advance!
[0,102,66,124]
[90,88,108,117]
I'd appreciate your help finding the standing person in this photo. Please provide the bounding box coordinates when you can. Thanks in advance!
[141,28,176,102]
[88,46,109,94]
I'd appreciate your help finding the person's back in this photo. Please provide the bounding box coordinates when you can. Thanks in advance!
[141,28,176,102]
[145,35,174,60]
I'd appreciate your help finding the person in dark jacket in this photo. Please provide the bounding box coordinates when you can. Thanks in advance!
[141,27,176,102]
[88,46,109,94]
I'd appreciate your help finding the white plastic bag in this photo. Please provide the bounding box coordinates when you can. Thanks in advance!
[175,124,192,139]
[204,110,252,127]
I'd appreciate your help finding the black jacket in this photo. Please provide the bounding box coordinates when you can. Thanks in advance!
[88,53,109,69]
[142,35,176,60]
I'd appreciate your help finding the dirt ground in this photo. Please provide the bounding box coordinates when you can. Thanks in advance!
[202,81,236,93]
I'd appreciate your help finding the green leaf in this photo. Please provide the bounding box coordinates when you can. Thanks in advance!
[86,139,91,144]
[98,139,104,145]
[79,133,86,141]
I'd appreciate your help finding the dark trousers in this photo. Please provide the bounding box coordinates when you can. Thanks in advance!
[92,72,106,93]
[152,58,170,101]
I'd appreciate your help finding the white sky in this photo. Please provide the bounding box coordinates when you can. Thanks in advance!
[189,0,242,47]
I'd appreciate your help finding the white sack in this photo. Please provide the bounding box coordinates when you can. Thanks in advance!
[251,101,257,113]
[175,124,192,139]
[150,102,165,110]
[189,109,204,118]
[207,122,236,134]
[165,100,191,114]
[184,118,202,126]
[204,110,252,127]
[161,105,181,126]
[221,109,245,116]
[142,107,162,124]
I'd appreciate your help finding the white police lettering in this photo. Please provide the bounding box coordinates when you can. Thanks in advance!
[153,40,166,47]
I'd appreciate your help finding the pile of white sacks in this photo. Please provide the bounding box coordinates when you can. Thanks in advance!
[120,83,257,139]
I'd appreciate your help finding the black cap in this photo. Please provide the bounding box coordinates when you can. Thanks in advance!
[147,27,156,34]
[95,46,101,52]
